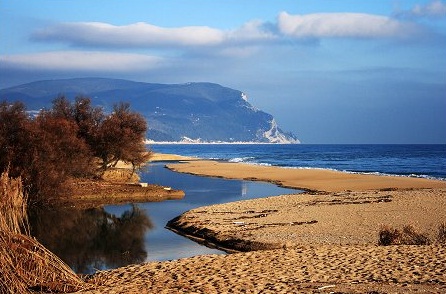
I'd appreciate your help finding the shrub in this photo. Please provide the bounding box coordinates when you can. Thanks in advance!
[378,224,430,246]
[400,225,430,245]
[49,97,151,174]
[1,101,93,204]
[378,225,401,246]
[94,102,150,173]
[438,223,446,244]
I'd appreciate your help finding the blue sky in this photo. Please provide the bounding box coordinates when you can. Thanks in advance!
[1,0,446,143]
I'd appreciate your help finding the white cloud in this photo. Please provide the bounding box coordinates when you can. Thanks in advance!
[409,0,446,17]
[32,20,278,49]
[277,12,420,39]
[30,12,424,52]
[0,51,163,72]
[32,22,226,47]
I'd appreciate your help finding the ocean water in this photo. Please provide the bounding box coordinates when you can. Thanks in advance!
[149,144,446,180]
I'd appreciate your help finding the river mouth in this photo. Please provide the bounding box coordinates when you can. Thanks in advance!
[29,162,300,274]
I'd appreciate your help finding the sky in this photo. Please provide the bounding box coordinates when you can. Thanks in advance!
[1,0,446,144]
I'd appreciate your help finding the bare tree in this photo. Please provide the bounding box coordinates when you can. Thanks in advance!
[95,102,151,173]
[1,98,151,205]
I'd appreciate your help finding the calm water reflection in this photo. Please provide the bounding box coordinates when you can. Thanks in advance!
[30,162,299,274]
[29,204,152,274]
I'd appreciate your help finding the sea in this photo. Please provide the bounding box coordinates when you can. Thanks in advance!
[149,144,446,180]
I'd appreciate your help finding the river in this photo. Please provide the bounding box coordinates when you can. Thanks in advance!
[29,162,299,274]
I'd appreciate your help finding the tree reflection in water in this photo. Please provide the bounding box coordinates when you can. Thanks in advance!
[29,204,153,274]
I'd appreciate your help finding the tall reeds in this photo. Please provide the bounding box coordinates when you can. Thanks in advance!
[0,170,28,235]
[0,170,91,293]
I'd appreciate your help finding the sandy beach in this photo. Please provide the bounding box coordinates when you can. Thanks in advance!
[82,245,446,293]
[77,156,446,293]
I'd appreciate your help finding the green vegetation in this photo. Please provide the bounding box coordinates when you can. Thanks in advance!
[0,97,150,205]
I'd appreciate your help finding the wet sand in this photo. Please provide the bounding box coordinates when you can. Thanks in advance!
[78,156,446,293]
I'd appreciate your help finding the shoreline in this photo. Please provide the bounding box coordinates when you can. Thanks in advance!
[66,178,184,209]
[79,153,446,293]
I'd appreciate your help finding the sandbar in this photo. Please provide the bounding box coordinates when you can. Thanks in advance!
[149,152,198,162]
[166,160,446,192]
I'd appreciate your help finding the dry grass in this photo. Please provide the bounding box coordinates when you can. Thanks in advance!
[378,224,442,246]
[101,167,140,183]
[0,171,28,235]
[0,170,92,293]
[0,232,90,293]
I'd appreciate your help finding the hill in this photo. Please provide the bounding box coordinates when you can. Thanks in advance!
[0,78,299,143]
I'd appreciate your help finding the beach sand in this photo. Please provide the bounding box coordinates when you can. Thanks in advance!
[77,157,446,293]
[81,244,446,293]
[149,152,198,162]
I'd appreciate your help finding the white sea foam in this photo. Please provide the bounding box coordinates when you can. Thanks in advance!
[228,157,255,163]
[235,163,446,181]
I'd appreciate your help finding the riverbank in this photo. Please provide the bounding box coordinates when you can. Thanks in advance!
[66,178,184,209]
[63,155,188,208]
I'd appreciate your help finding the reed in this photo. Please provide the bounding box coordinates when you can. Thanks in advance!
[0,170,91,293]
[0,170,28,235]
